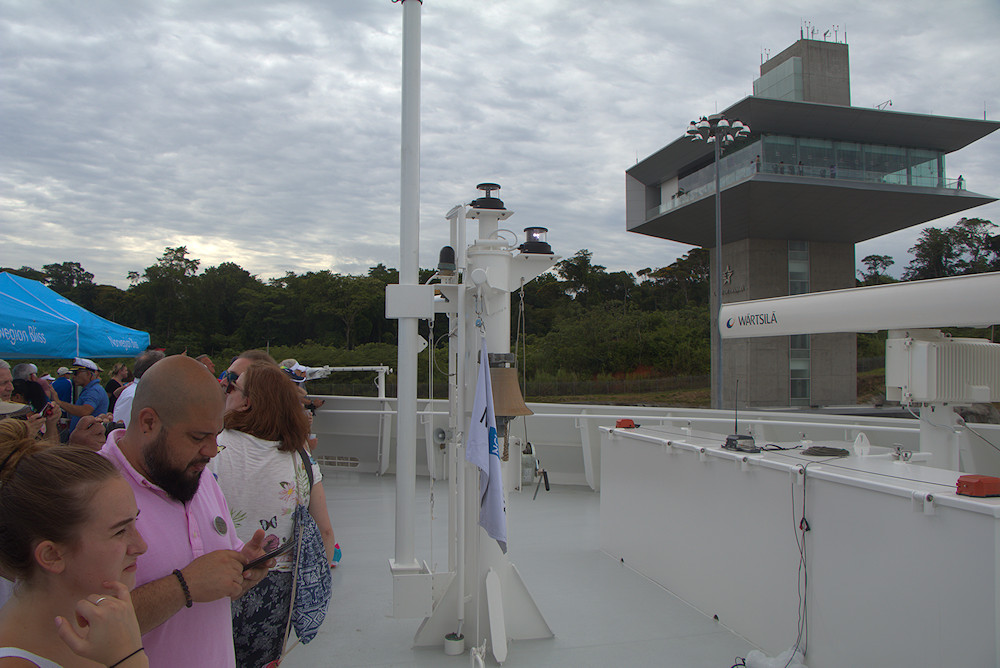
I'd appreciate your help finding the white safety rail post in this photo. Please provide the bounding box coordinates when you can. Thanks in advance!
[413,186,556,661]
[299,366,394,473]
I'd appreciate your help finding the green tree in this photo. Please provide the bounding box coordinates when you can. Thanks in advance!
[902,227,961,280]
[236,280,290,349]
[2,266,46,282]
[42,261,97,309]
[195,262,263,352]
[594,271,637,306]
[663,248,710,306]
[857,254,895,285]
[633,249,709,309]
[555,249,605,304]
[902,219,997,281]
[127,246,201,345]
[367,263,398,284]
[528,304,709,377]
[298,272,383,350]
[514,272,572,338]
[91,284,130,324]
[43,261,94,294]
[950,217,998,274]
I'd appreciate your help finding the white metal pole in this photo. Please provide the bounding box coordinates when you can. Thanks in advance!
[713,130,723,410]
[446,205,468,633]
[395,0,421,569]
[455,278,467,635]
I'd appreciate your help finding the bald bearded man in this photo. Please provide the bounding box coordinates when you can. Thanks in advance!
[100,355,273,668]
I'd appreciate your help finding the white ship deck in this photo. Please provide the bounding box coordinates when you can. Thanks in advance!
[283,470,755,667]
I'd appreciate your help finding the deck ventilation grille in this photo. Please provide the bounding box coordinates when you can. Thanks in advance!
[315,455,361,468]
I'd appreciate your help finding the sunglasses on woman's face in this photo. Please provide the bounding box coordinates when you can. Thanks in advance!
[223,370,240,393]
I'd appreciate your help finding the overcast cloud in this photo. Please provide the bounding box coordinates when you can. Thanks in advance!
[2,0,998,288]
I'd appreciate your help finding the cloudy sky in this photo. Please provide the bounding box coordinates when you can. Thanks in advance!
[2,0,999,288]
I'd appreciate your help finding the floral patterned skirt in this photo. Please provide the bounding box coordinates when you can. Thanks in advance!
[232,570,293,668]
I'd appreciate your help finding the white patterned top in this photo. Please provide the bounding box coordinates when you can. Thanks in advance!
[211,430,321,572]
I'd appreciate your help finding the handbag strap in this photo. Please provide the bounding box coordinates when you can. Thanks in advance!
[275,449,314,663]
[297,448,315,489]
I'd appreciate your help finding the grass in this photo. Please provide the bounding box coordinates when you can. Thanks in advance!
[857,369,887,404]
[529,387,711,407]
[530,370,889,408]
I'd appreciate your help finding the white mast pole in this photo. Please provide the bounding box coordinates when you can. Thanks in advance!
[395,0,421,569]
[445,205,468,635]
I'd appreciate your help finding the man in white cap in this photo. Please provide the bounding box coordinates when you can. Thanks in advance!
[52,357,108,434]
[51,366,73,403]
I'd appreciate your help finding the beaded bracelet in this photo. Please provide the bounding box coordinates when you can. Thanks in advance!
[173,569,193,608]
[108,646,144,667]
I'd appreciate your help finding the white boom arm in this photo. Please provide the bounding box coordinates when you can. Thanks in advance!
[719,272,1000,338]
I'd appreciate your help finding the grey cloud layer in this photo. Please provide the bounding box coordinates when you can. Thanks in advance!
[1,0,998,286]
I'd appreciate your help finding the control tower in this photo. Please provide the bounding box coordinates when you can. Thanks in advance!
[626,36,999,407]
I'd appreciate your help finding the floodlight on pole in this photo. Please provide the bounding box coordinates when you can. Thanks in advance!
[685,113,750,409]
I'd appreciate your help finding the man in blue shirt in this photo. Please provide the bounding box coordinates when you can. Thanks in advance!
[52,357,109,435]
[51,366,73,403]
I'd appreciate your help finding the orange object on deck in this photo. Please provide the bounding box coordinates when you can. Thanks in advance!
[956,474,1000,497]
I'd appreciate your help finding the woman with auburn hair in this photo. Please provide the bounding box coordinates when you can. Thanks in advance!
[212,362,335,667]
[0,420,148,668]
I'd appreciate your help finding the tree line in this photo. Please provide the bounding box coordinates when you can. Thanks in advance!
[857,217,1000,285]
[4,217,997,383]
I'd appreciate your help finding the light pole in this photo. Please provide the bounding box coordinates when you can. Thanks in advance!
[685,114,750,409]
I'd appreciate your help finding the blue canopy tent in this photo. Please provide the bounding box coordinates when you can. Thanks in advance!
[0,272,150,359]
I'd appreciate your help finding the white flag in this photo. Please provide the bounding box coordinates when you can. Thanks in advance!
[466,337,507,553]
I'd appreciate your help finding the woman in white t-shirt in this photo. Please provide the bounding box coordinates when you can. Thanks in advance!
[0,427,148,668]
[212,362,335,667]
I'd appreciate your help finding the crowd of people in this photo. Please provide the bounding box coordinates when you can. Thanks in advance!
[0,350,338,667]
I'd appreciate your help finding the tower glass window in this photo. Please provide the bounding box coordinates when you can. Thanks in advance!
[789,241,810,405]
[835,142,863,179]
[788,240,809,295]
[866,145,908,185]
[798,139,834,177]
[908,148,943,188]
[762,135,797,173]
[790,334,811,406]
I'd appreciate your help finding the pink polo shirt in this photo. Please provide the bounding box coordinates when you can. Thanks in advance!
[101,430,243,668]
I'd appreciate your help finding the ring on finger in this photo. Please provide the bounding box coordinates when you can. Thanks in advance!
[94,597,108,605]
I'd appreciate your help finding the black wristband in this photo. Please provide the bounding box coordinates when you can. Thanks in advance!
[108,646,144,667]
[173,569,193,608]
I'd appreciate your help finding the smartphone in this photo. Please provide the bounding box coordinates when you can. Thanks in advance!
[244,539,295,570]
[103,421,126,436]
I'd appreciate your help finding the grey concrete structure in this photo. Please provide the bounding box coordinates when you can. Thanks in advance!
[626,38,999,408]
[756,39,850,105]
